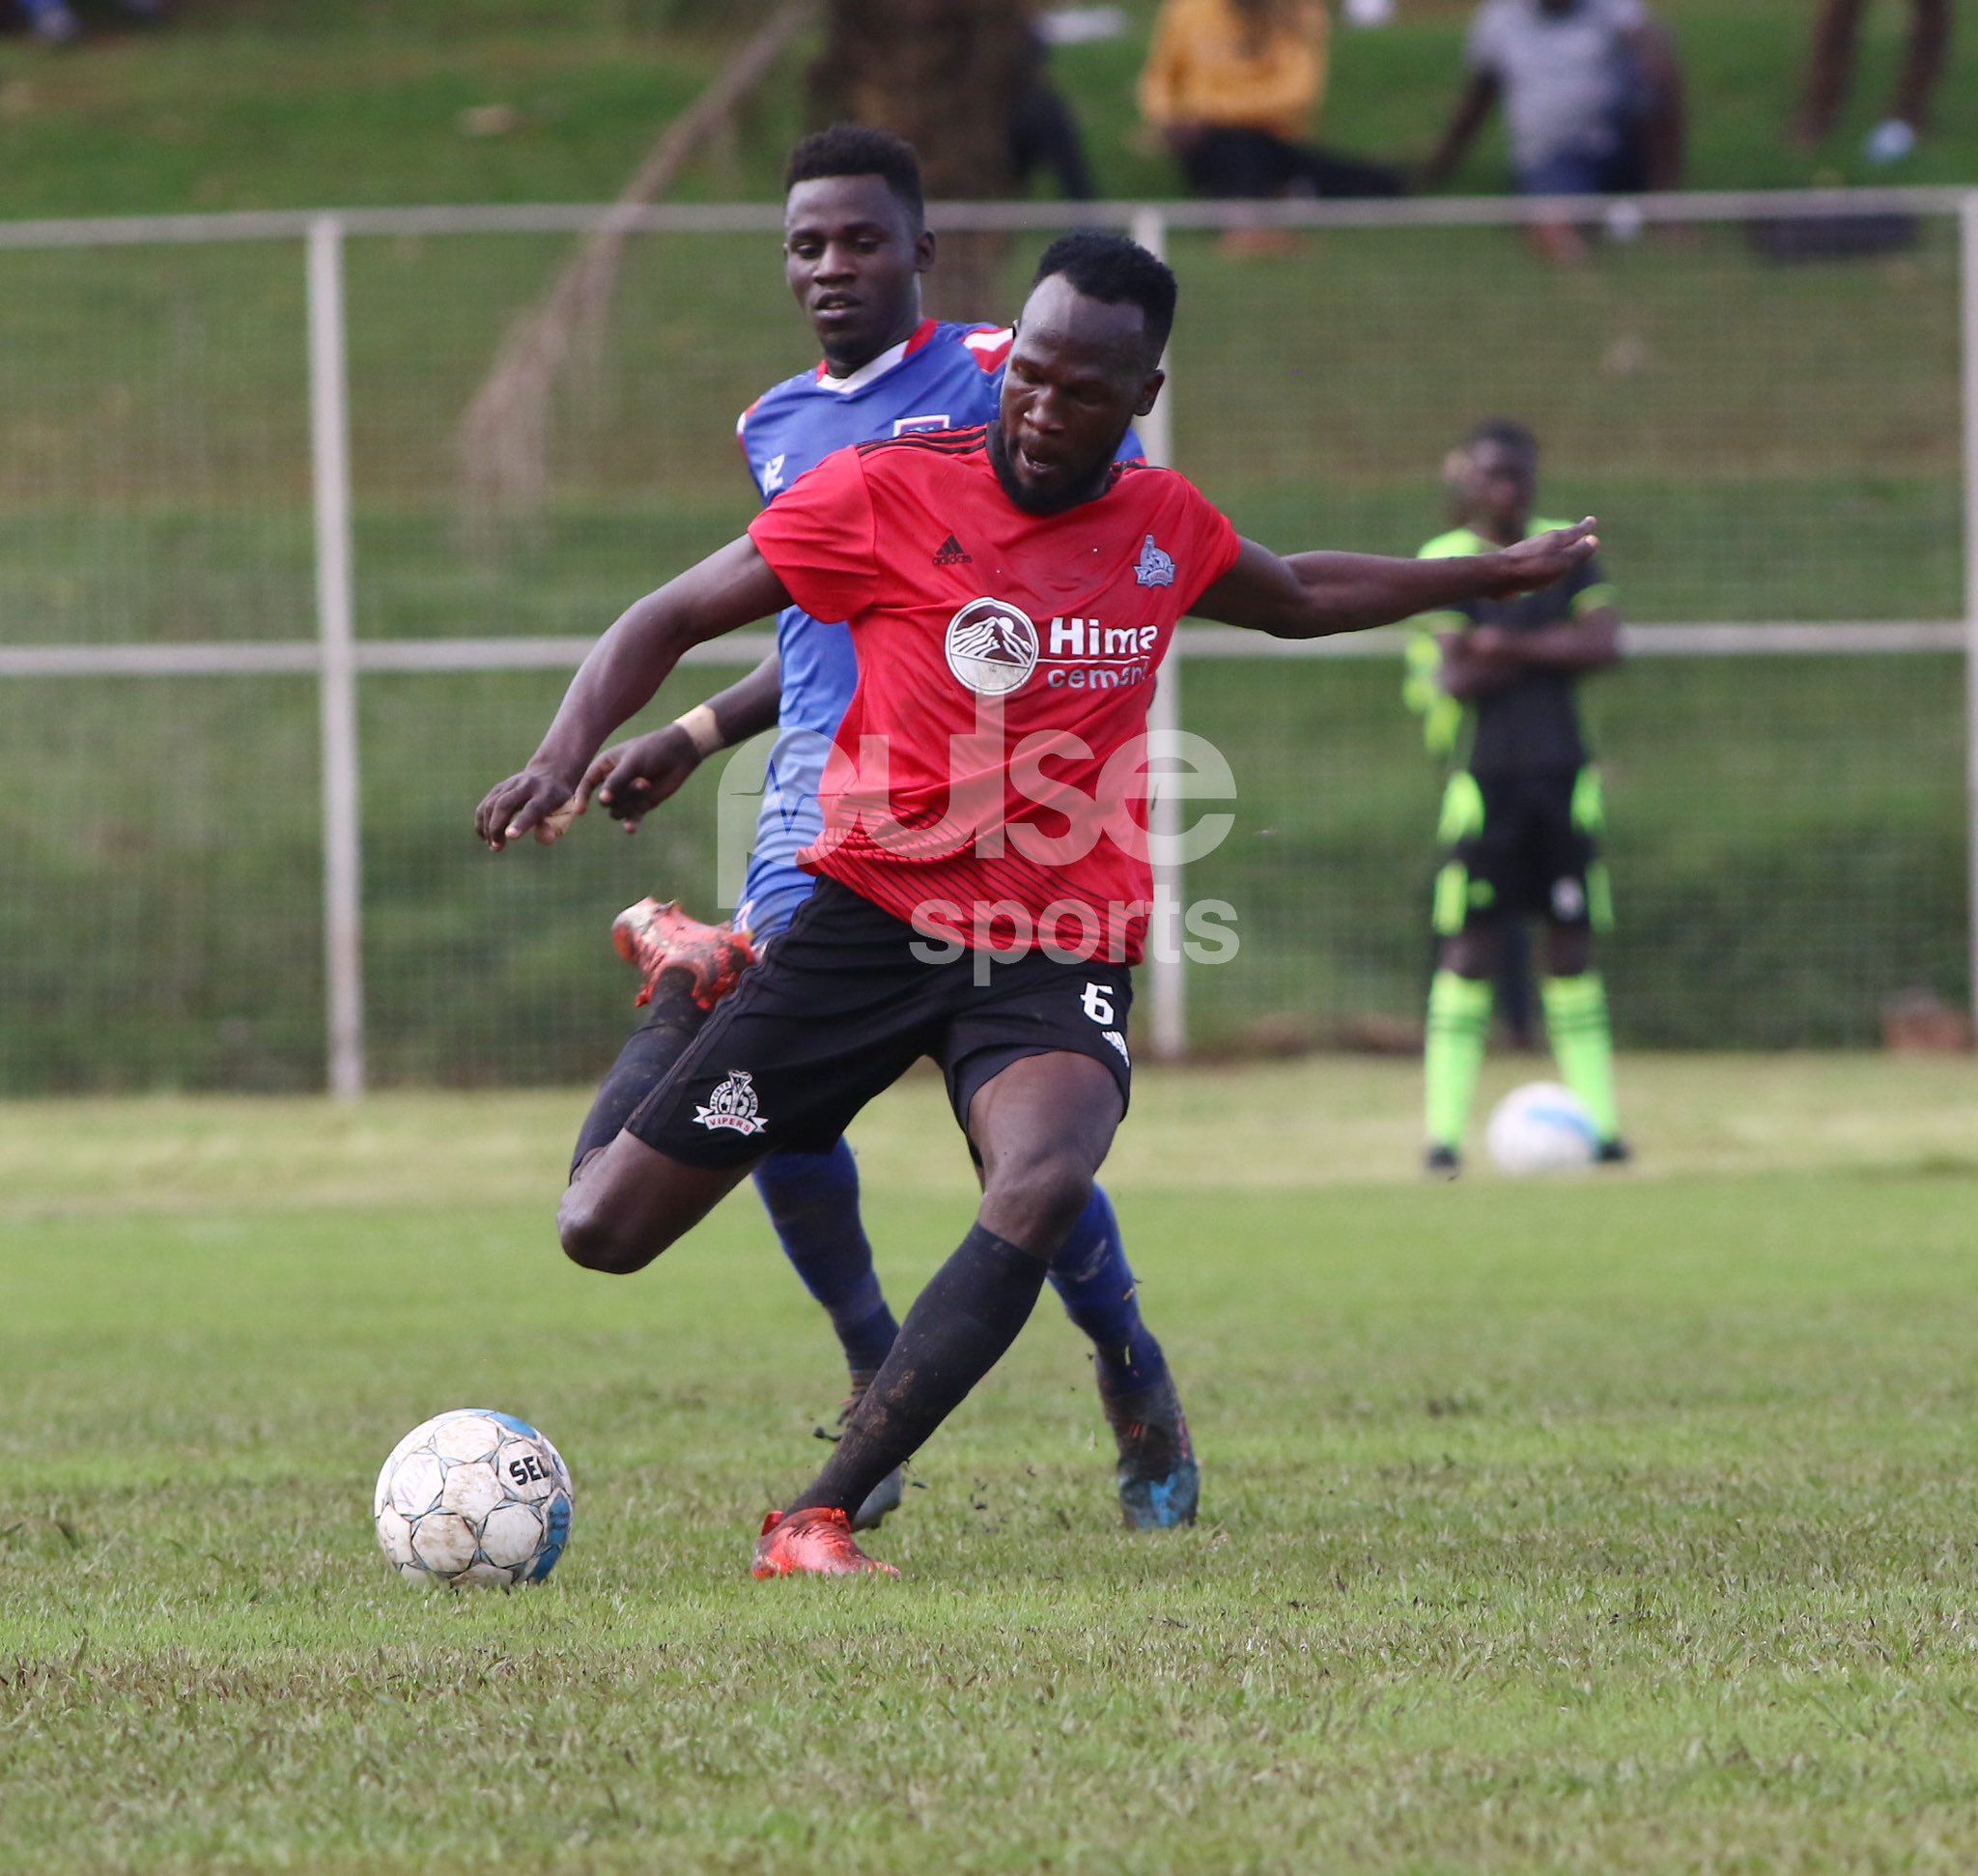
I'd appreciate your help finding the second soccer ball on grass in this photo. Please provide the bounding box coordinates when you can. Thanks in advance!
[1485,1082,1600,1176]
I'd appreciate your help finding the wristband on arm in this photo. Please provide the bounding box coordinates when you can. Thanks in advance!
[673,702,724,759]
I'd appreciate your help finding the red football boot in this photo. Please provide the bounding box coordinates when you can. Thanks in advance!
[751,1507,899,1579]
[610,897,757,1010]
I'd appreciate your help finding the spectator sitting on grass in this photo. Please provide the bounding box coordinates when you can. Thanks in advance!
[1424,0,1685,264]
[1140,0,1404,254]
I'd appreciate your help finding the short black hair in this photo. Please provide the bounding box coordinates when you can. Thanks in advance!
[1464,418,1540,465]
[784,125,925,229]
[1032,231,1177,360]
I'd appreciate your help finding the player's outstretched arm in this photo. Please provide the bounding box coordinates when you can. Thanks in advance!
[577,651,783,834]
[1193,523,1599,640]
[474,538,791,850]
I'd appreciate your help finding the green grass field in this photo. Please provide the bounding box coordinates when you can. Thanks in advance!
[8,1059,1978,1869]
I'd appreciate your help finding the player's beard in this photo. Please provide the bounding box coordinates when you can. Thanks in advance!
[987,422,1114,519]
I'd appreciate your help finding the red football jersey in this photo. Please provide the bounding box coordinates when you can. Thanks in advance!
[746,426,1244,964]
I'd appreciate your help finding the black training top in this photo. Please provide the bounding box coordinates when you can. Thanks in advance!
[1412,521,1613,775]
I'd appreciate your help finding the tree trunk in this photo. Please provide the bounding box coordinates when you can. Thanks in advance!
[811,0,1036,320]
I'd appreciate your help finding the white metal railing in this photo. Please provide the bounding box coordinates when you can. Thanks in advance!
[2,621,1957,680]
[3,190,1974,1093]
[0,185,1967,248]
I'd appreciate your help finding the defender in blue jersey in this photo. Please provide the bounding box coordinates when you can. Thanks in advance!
[728,308,1022,941]
[562,128,1199,1533]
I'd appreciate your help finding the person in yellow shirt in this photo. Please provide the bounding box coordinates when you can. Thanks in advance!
[1140,0,1403,204]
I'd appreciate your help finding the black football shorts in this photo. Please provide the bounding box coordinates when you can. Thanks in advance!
[1432,764,1614,935]
[625,878,1135,1169]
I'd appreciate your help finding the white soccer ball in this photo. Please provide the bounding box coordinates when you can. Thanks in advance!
[1485,1082,1599,1176]
[373,1409,574,1588]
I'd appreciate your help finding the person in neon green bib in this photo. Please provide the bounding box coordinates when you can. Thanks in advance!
[1405,420,1629,1176]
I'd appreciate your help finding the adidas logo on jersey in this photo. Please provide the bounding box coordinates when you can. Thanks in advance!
[934,533,972,567]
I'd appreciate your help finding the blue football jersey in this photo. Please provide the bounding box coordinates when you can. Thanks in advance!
[734,318,1012,936]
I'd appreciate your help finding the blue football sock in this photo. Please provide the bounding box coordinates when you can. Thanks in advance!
[1048,1185,1169,1399]
[751,1141,898,1375]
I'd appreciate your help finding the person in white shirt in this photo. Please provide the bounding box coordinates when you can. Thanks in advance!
[1425,0,1685,261]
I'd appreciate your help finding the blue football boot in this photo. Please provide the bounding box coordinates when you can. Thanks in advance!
[1104,1376,1200,1530]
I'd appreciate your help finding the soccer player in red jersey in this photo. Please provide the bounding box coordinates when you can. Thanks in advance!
[477,232,1597,1578]
[574,129,1201,1536]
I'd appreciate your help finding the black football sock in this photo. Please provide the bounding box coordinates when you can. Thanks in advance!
[568,978,709,1177]
[788,1224,1050,1518]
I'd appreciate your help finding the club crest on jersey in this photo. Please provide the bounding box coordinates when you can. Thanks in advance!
[1135,533,1176,588]
[945,597,1039,696]
[694,1070,767,1136]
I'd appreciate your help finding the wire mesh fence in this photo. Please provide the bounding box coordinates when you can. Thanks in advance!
[0,239,315,647]
[0,196,1971,1094]
[1178,649,1967,1052]
[0,674,326,1094]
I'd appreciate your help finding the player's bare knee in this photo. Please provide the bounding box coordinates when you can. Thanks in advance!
[556,1188,648,1275]
[980,1150,1093,1259]
[1545,924,1593,977]
[1442,929,1495,981]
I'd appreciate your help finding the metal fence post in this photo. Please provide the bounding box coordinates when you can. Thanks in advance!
[308,215,366,1098]
[1131,206,1188,1062]
[1964,194,1978,1032]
